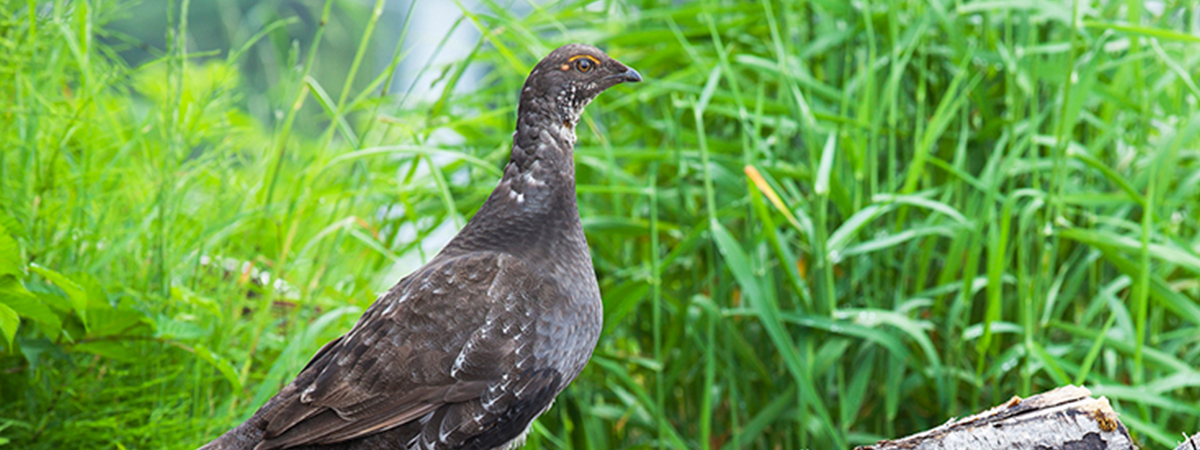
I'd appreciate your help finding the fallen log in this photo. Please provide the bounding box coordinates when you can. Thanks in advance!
[856,386,1135,449]
[1175,432,1199,450]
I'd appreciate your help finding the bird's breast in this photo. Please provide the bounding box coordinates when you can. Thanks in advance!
[533,247,602,381]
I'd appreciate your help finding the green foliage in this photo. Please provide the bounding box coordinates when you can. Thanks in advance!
[2,0,1200,449]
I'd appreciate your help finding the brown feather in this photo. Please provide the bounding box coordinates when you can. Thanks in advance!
[198,43,637,450]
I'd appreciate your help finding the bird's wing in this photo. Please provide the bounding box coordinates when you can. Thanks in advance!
[251,251,565,450]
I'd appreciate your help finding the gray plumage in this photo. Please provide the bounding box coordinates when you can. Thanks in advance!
[199,43,641,450]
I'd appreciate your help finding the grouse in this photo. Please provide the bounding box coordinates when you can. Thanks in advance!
[199,43,641,450]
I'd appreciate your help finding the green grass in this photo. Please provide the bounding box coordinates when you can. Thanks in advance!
[2,0,1200,449]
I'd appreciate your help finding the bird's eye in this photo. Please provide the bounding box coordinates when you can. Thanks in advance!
[574,58,593,73]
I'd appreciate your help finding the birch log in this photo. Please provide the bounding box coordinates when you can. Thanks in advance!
[1174,432,1200,450]
[856,386,1134,450]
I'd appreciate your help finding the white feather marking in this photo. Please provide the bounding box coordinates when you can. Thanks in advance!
[486,262,504,297]
[451,341,472,378]
[439,415,461,442]
[483,396,500,410]
[381,291,409,315]
[519,171,545,187]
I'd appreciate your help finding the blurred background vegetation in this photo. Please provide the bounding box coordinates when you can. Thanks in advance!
[2,0,1199,448]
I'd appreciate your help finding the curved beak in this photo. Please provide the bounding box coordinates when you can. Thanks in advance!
[608,67,642,83]
[621,67,642,83]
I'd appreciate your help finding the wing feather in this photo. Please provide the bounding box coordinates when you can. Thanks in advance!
[250,251,556,450]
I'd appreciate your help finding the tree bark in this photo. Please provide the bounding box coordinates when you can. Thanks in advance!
[856,386,1135,450]
[1174,432,1200,450]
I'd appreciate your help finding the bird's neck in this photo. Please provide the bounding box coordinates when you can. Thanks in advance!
[440,100,587,258]
[508,98,578,185]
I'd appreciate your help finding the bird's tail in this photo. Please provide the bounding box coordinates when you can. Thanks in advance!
[197,420,265,450]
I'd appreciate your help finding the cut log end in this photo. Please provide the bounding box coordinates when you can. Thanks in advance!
[1174,432,1200,450]
[856,386,1135,450]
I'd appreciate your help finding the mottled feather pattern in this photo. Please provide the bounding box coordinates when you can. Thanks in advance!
[198,43,638,450]
[253,253,566,450]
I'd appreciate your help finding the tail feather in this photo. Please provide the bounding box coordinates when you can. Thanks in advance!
[199,419,266,450]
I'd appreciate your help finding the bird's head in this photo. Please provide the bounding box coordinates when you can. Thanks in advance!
[521,43,641,128]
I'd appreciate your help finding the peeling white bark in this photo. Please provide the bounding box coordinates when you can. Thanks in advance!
[856,386,1135,450]
[1173,432,1200,450]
